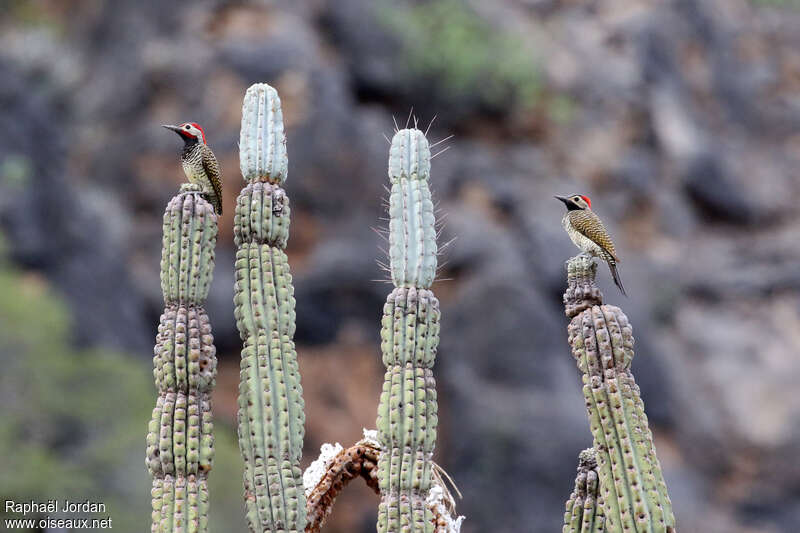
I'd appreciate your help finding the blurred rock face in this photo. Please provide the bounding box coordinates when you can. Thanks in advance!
[1,1,799,532]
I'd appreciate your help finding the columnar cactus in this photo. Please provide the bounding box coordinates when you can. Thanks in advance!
[147,187,218,532]
[234,83,306,532]
[564,255,676,533]
[563,448,605,533]
[376,128,440,533]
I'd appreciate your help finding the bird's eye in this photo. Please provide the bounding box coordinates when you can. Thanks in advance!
[185,125,191,130]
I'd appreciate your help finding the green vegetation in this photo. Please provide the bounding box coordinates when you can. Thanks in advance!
[0,244,151,531]
[0,154,32,189]
[380,0,542,110]
[752,0,800,8]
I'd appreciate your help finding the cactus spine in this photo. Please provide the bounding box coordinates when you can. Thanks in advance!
[234,83,306,532]
[147,187,218,532]
[564,255,676,533]
[563,448,605,533]
[376,128,440,533]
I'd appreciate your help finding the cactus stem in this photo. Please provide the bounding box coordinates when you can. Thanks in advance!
[148,190,218,533]
[376,128,444,533]
[564,254,675,533]
[235,83,306,533]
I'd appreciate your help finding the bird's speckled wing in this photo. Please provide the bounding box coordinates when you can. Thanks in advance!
[201,145,223,214]
[568,210,619,261]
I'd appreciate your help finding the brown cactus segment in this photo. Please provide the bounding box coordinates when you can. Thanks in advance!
[305,444,381,533]
[303,439,461,533]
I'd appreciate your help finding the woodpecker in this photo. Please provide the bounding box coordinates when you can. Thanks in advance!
[163,122,222,215]
[555,194,626,296]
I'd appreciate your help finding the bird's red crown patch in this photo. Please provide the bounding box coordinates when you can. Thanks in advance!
[189,122,206,143]
[580,195,591,208]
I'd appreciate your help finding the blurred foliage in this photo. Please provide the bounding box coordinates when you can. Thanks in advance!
[0,246,150,530]
[546,93,575,125]
[0,154,33,190]
[380,0,542,111]
[0,235,246,531]
[752,0,800,7]
[4,0,62,30]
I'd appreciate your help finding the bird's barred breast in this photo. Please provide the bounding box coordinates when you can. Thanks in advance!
[182,159,210,191]
[563,214,603,256]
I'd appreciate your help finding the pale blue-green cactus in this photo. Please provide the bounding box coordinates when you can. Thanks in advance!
[234,83,306,533]
[564,255,676,533]
[387,128,437,288]
[147,190,218,533]
[239,83,289,184]
[376,128,440,533]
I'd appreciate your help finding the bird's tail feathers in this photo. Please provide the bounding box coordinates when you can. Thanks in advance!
[204,193,222,215]
[608,261,627,297]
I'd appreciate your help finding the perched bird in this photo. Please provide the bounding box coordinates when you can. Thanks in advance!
[555,194,626,296]
[163,122,222,215]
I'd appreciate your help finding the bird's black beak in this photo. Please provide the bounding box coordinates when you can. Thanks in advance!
[162,124,183,135]
[554,195,569,205]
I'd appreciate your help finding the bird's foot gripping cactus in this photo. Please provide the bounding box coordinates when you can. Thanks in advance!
[564,255,676,533]
[376,128,441,533]
[234,83,306,532]
[563,448,605,533]
[179,183,203,192]
[147,192,218,533]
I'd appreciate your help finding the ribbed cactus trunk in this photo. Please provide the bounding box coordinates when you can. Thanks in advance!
[234,83,306,532]
[564,255,676,533]
[563,448,605,533]
[376,128,439,533]
[147,188,218,532]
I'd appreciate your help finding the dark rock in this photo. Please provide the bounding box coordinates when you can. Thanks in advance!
[683,152,757,225]
[294,229,387,345]
[0,60,150,353]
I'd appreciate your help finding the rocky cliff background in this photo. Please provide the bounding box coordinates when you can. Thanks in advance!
[1,0,799,532]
